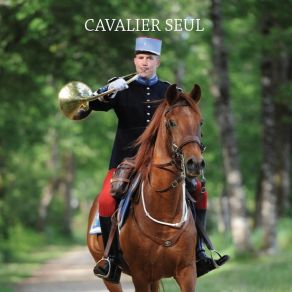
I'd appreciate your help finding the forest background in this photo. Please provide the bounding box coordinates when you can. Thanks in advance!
[0,0,291,291]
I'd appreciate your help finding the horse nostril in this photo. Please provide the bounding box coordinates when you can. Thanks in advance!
[186,158,196,170]
[186,157,205,174]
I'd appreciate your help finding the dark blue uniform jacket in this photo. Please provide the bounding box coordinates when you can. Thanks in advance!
[89,80,170,169]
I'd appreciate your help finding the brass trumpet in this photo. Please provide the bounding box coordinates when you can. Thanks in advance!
[58,73,138,120]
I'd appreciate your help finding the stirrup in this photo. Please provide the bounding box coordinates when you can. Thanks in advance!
[196,249,229,278]
[94,257,111,278]
[210,249,222,268]
[94,256,122,284]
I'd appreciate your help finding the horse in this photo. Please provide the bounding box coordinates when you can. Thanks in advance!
[87,83,205,292]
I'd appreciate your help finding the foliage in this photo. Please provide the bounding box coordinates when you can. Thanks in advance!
[0,0,291,265]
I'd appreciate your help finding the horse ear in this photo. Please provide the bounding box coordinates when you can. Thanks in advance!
[190,84,201,103]
[165,84,178,105]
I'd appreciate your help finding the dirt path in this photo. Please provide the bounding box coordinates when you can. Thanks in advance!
[14,247,134,292]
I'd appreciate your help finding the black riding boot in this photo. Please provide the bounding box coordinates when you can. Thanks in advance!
[196,209,229,277]
[93,216,121,283]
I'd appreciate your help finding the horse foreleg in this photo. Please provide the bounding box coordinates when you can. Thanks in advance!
[130,273,154,292]
[175,266,196,292]
[102,280,123,292]
[150,281,160,292]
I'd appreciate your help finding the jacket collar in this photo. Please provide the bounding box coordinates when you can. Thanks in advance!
[136,75,158,86]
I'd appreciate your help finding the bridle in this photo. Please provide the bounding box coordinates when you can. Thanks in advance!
[153,103,205,192]
[140,103,205,229]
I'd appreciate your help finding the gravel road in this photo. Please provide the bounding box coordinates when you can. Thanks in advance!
[14,247,134,292]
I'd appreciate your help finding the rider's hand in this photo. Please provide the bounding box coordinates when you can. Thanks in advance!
[108,78,128,94]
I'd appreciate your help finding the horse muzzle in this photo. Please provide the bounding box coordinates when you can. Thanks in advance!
[185,156,205,177]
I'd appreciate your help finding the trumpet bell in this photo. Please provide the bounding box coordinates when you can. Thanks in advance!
[58,73,138,120]
[58,81,92,120]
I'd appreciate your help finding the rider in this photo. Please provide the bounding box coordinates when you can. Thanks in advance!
[79,36,229,283]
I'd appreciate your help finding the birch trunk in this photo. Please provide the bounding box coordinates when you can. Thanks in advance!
[259,16,277,253]
[210,0,252,252]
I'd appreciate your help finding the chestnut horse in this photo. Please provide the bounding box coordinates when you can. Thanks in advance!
[87,84,204,292]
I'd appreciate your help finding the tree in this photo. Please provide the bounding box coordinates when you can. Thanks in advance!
[255,0,292,253]
[210,0,252,252]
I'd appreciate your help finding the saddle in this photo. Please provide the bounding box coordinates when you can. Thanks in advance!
[110,157,136,200]
[89,158,139,235]
[110,157,141,229]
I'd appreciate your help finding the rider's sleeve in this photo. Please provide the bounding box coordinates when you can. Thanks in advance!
[89,82,119,112]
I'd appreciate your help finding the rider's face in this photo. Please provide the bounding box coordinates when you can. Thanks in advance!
[134,54,160,79]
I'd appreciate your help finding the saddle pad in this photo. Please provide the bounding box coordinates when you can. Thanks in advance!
[89,211,102,235]
[117,173,141,230]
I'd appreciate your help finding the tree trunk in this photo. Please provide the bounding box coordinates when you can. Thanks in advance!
[259,16,278,254]
[253,168,263,229]
[210,0,252,252]
[274,53,292,216]
[37,128,60,231]
[255,21,292,227]
[0,160,12,261]
[175,61,185,89]
[59,152,75,237]
[274,103,291,216]
[218,186,231,233]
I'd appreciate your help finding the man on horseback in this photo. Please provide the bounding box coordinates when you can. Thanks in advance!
[80,37,229,283]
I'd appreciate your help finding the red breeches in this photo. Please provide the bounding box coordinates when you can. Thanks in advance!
[97,169,116,217]
[193,178,208,210]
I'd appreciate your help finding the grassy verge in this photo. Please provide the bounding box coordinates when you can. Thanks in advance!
[161,217,292,292]
[0,245,71,292]
[0,224,84,292]
[161,250,292,292]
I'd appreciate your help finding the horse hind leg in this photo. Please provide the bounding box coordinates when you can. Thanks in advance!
[87,201,123,292]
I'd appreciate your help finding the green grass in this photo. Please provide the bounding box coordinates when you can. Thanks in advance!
[0,224,84,291]
[161,255,292,292]
[161,251,292,292]
[196,251,292,292]
[161,218,292,292]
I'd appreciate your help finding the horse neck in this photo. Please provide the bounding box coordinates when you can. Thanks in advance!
[145,124,184,221]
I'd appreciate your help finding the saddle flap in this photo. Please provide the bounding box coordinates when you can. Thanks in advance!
[111,157,136,198]
[89,211,102,235]
[117,173,141,230]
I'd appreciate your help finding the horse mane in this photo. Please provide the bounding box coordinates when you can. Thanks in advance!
[133,90,200,179]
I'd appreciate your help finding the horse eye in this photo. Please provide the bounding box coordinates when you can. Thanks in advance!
[200,121,204,127]
[168,119,177,128]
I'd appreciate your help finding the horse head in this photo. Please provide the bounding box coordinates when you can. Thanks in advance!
[164,84,205,178]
